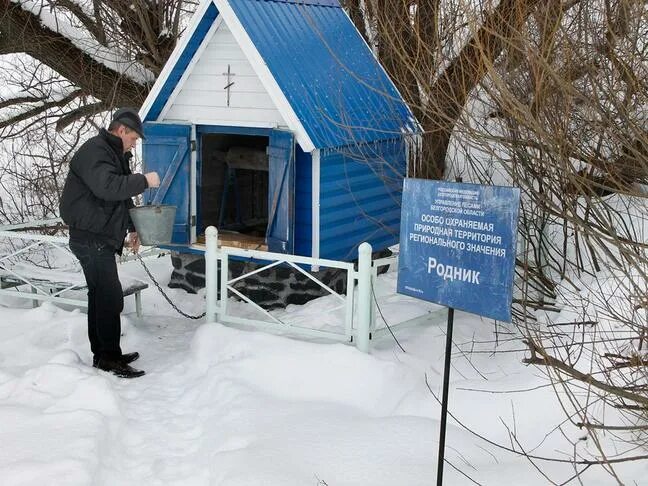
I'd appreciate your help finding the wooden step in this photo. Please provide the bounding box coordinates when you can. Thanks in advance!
[197,231,267,251]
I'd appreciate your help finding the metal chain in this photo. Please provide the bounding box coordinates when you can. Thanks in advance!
[135,253,206,320]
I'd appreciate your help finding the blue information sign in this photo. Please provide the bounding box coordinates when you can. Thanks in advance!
[397,179,520,322]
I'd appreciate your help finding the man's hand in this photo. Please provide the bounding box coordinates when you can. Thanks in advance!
[126,232,141,254]
[145,172,160,188]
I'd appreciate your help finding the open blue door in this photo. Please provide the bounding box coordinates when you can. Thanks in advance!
[266,129,295,253]
[142,123,192,245]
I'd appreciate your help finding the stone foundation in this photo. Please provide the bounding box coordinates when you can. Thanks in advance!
[168,249,391,310]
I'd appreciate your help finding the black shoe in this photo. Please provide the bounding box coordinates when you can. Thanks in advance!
[93,352,140,367]
[121,352,140,364]
[93,357,145,379]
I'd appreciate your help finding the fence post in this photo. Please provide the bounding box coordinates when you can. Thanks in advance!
[356,242,372,352]
[205,226,218,323]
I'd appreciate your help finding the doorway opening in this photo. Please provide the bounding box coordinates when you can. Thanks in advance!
[199,133,269,249]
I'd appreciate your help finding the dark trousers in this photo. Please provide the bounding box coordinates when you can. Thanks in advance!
[69,237,123,359]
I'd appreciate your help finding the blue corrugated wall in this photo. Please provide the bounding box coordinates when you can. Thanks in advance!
[319,138,407,261]
[294,144,313,257]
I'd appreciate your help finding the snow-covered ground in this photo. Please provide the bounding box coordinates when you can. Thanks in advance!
[0,255,645,485]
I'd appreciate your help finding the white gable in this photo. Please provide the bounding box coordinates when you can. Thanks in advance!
[160,19,287,128]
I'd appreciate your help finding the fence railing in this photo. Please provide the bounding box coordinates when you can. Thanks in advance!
[0,218,83,308]
[204,226,363,345]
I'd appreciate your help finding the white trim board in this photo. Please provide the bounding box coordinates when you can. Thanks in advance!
[311,149,320,262]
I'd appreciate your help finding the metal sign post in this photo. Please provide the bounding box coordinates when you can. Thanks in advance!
[436,307,454,486]
[396,178,520,484]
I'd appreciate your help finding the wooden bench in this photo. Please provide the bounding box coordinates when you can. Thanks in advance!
[0,268,148,317]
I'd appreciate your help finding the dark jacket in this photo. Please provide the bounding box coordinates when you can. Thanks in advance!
[60,129,149,252]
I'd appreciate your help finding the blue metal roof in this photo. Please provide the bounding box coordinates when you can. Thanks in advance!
[227,0,419,149]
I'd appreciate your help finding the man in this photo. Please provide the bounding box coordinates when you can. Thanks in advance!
[60,108,160,379]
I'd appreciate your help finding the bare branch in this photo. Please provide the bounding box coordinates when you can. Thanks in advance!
[0,89,84,131]
[523,339,648,408]
[51,0,107,45]
[0,95,47,109]
[55,101,109,131]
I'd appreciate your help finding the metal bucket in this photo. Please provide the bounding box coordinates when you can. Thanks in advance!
[129,205,177,245]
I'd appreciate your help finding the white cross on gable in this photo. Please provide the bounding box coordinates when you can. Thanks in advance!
[222,64,236,107]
